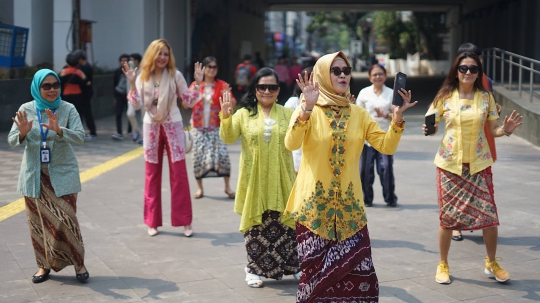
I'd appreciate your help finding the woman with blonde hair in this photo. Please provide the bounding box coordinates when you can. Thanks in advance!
[124,39,203,237]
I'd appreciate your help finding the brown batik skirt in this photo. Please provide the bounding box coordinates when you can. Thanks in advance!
[24,165,85,272]
[437,165,499,230]
[244,210,299,280]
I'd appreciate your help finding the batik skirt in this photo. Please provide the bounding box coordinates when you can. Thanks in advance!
[24,165,85,272]
[191,128,231,179]
[296,224,379,303]
[244,210,299,280]
[437,165,499,230]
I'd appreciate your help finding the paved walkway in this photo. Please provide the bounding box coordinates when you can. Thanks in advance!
[1,94,539,302]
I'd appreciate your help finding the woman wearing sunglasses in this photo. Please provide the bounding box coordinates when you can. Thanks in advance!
[219,67,300,288]
[187,56,236,199]
[357,63,398,207]
[284,52,417,302]
[424,52,523,285]
[8,69,89,283]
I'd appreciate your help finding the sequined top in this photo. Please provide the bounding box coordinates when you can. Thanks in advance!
[8,101,84,198]
[219,103,296,232]
[284,104,404,241]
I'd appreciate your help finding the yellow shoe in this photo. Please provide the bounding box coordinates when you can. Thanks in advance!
[435,261,451,284]
[485,257,510,282]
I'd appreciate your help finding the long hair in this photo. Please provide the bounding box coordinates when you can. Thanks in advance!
[202,56,218,81]
[239,67,279,116]
[431,52,486,108]
[139,39,176,82]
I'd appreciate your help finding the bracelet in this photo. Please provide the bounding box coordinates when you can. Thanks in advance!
[501,126,511,137]
[301,103,313,114]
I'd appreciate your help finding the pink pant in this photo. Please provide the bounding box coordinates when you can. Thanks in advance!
[144,125,192,228]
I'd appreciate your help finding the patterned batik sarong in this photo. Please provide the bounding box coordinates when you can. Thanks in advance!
[244,210,299,280]
[296,223,379,303]
[24,165,85,272]
[437,164,499,230]
[191,128,231,179]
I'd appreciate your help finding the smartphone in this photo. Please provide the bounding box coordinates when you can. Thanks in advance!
[392,72,407,106]
[425,113,436,136]
[128,61,136,69]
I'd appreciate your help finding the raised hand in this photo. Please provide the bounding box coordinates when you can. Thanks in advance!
[502,110,523,133]
[347,94,356,105]
[219,90,234,119]
[122,62,138,84]
[374,107,386,118]
[393,88,418,118]
[12,110,33,137]
[41,109,61,134]
[296,71,319,109]
[194,62,204,84]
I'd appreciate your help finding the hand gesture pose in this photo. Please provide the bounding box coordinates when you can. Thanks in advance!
[347,94,356,105]
[374,107,387,118]
[193,62,204,84]
[501,110,523,134]
[122,62,138,84]
[219,90,234,119]
[41,109,62,135]
[392,88,418,121]
[296,71,319,110]
[12,110,33,141]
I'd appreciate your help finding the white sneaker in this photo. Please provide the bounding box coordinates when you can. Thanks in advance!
[148,228,158,236]
[111,133,124,140]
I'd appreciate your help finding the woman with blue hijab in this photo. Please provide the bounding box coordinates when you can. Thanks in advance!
[8,69,89,283]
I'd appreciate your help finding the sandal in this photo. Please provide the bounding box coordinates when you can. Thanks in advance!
[245,267,263,288]
[451,231,463,241]
[224,190,235,199]
[193,191,204,199]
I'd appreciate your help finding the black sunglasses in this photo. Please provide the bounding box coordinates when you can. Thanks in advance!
[256,84,279,93]
[205,65,218,69]
[41,82,61,90]
[330,66,352,76]
[457,65,479,74]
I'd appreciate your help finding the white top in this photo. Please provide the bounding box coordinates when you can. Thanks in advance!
[357,84,394,131]
[284,96,300,110]
[284,96,302,172]
[203,85,213,127]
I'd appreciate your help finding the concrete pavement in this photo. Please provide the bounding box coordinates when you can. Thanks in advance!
[1,89,539,302]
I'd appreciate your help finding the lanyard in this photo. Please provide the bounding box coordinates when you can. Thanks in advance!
[35,107,56,147]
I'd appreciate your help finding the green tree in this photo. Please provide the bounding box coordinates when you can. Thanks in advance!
[373,11,416,59]
[307,12,367,53]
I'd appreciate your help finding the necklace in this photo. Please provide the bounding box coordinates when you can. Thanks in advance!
[154,81,160,88]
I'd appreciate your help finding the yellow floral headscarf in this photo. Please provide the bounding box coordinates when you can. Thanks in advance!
[313,51,351,107]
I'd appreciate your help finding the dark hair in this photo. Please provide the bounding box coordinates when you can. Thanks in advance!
[72,49,86,61]
[202,56,218,80]
[119,53,129,61]
[239,67,279,116]
[65,53,79,67]
[130,53,142,62]
[431,52,486,108]
[291,66,313,97]
[243,54,252,61]
[368,63,386,76]
[457,42,481,56]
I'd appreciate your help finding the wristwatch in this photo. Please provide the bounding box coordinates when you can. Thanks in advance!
[301,103,313,114]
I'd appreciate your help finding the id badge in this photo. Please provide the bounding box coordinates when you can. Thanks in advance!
[40,147,51,163]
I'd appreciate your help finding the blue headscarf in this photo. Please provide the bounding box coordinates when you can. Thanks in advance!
[31,69,62,111]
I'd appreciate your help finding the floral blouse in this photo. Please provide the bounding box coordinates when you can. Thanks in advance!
[127,70,200,163]
[284,104,404,241]
[427,89,499,175]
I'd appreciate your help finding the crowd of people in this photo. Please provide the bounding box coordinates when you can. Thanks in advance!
[8,39,524,302]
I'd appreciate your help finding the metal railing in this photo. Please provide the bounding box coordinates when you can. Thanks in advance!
[482,47,540,103]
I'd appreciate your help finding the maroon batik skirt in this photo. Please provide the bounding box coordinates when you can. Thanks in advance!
[295,223,379,303]
[437,165,499,230]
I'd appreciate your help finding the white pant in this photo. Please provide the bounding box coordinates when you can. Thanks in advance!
[127,103,145,133]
